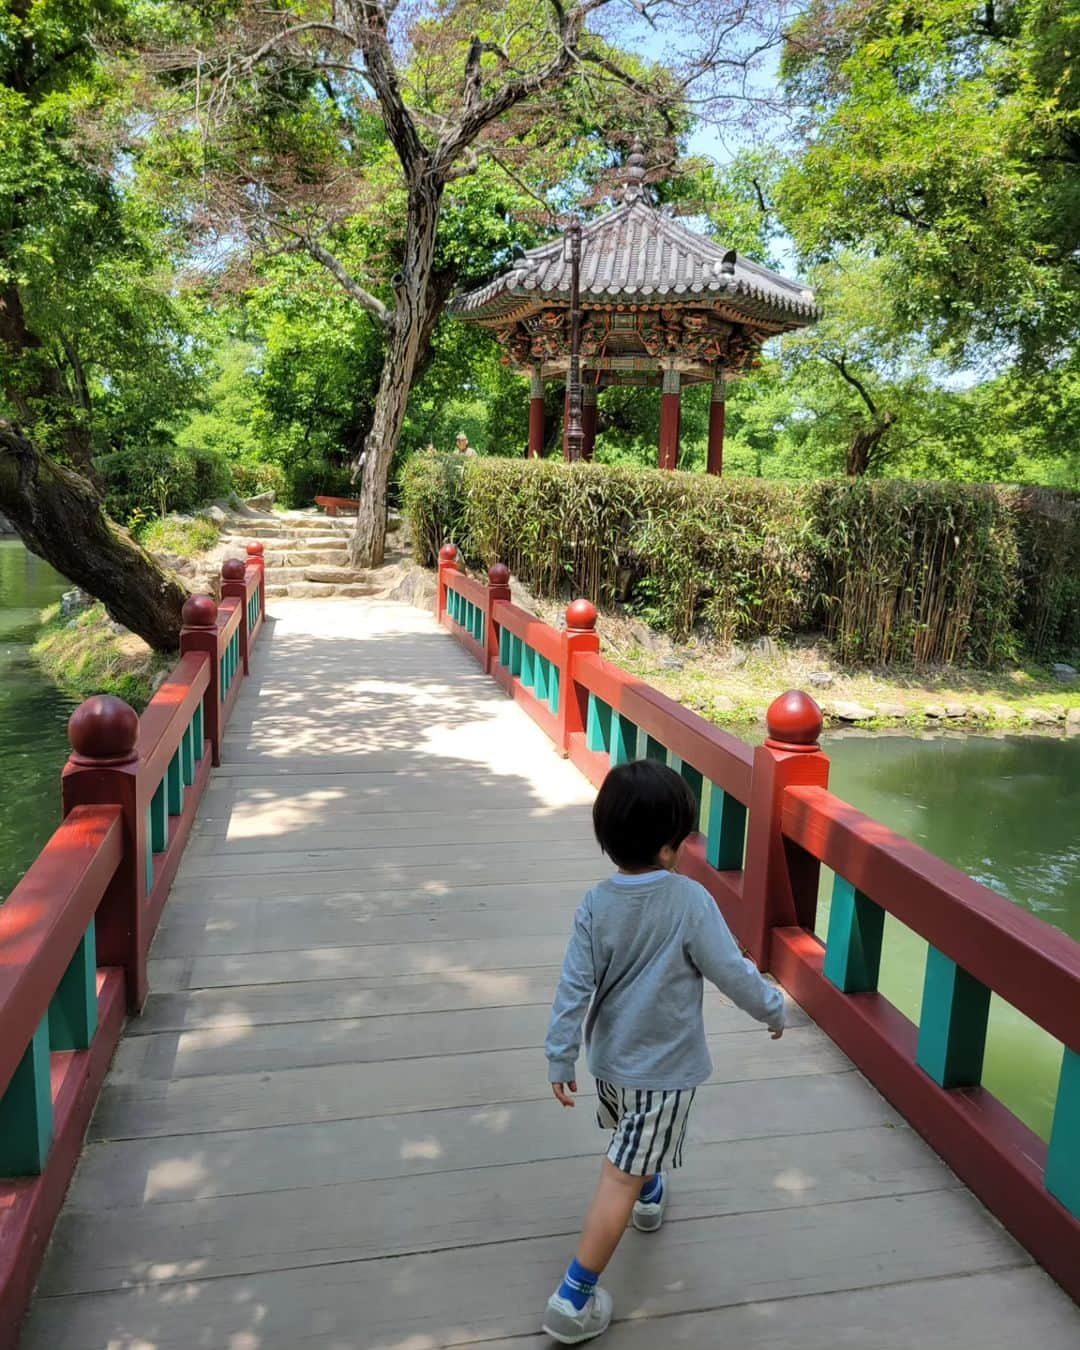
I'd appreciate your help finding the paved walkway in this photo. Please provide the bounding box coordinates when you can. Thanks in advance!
[21,601,1080,1347]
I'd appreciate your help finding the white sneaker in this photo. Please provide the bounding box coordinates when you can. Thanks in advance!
[542,1285,614,1344]
[632,1172,667,1232]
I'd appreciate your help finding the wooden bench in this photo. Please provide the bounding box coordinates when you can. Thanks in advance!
[315,495,360,517]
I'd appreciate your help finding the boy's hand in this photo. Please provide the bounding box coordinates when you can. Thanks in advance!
[552,1081,577,1108]
[770,1027,784,1040]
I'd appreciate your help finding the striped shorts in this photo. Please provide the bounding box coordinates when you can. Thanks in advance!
[595,1081,696,1177]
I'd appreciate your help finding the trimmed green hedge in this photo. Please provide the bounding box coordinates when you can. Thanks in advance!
[401,455,1080,666]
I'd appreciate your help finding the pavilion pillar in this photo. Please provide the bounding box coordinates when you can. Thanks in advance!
[528,368,545,458]
[581,384,598,461]
[659,366,681,470]
[707,371,727,476]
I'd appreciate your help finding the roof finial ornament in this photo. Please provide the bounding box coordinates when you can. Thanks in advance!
[623,136,648,203]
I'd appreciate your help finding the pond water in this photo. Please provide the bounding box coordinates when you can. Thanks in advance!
[0,543,1075,1138]
[0,539,75,901]
[821,731,1080,1141]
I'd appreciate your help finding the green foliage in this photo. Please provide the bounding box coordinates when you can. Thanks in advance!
[402,457,1080,664]
[400,451,466,567]
[778,0,1080,365]
[811,480,1019,665]
[97,442,231,522]
[135,515,220,559]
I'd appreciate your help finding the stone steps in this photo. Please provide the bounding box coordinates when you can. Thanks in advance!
[266,581,377,599]
[248,547,351,566]
[264,565,365,584]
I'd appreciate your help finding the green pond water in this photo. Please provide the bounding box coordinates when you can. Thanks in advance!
[820,731,1080,1141]
[0,538,75,901]
[0,536,1075,1138]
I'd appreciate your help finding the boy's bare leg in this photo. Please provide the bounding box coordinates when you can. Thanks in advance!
[576,1159,655,1272]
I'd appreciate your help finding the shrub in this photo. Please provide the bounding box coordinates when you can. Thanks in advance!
[230,460,289,502]
[400,456,1080,665]
[811,480,1019,666]
[97,442,231,522]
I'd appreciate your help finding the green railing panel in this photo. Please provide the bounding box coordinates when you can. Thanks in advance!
[704,781,747,870]
[521,642,536,689]
[586,692,613,754]
[499,625,511,667]
[823,876,885,994]
[474,606,485,643]
[509,634,523,677]
[48,923,98,1052]
[677,759,703,811]
[1047,1048,1080,1219]
[149,778,169,856]
[167,748,184,817]
[193,701,204,761]
[181,719,196,788]
[917,946,991,1088]
[219,653,227,695]
[549,666,560,714]
[535,654,550,703]
[0,1019,52,1175]
[610,714,638,767]
[643,734,667,763]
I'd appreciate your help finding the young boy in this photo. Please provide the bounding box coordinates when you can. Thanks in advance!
[542,759,786,1343]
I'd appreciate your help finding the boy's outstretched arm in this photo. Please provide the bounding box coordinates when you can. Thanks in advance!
[689,895,786,1034]
[545,899,596,1107]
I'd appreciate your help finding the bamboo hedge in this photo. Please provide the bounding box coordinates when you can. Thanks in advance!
[401,455,1080,666]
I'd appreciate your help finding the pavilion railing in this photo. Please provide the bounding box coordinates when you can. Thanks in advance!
[0,556,270,1348]
[436,544,1080,1306]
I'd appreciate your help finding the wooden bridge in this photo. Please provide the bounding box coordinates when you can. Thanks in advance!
[2,547,1079,1348]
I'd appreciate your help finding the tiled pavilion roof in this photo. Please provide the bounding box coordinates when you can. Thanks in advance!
[449,198,818,330]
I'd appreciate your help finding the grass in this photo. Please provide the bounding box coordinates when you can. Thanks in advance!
[523,595,1080,731]
[32,603,174,711]
[136,515,221,559]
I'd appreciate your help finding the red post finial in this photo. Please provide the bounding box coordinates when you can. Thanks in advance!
[766,690,823,751]
[68,695,139,767]
[181,594,218,629]
[439,543,458,564]
[488,563,510,586]
[246,541,264,557]
[222,558,247,581]
[566,598,598,632]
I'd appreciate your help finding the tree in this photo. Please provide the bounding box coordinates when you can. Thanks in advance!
[778,0,1080,368]
[143,1,794,566]
[1,0,191,650]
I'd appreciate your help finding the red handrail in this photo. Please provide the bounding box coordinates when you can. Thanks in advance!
[433,548,1080,1304]
[782,784,1080,1053]
[0,807,122,1101]
[1,578,269,1341]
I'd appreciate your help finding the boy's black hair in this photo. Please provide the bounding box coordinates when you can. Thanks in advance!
[592,759,698,870]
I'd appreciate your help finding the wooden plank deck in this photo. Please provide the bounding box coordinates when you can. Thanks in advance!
[21,599,1080,1348]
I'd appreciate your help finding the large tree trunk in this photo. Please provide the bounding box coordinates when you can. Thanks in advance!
[351,180,443,567]
[845,412,897,476]
[0,422,188,651]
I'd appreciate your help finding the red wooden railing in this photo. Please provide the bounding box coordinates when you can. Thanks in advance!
[437,547,1080,1305]
[0,556,269,1347]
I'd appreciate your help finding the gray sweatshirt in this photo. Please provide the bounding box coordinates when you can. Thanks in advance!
[545,870,786,1091]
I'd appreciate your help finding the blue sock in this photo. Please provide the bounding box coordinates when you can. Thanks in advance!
[639,1174,663,1203]
[558,1258,599,1311]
